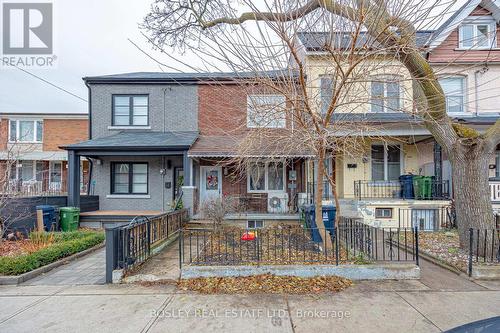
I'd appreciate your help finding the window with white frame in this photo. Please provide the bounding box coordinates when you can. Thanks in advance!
[112,95,149,126]
[10,161,44,181]
[371,144,401,181]
[459,19,496,49]
[320,76,334,115]
[247,95,286,128]
[438,77,466,113]
[375,208,393,218]
[9,120,43,142]
[370,76,401,112]
[247,220,264,229]
[247,161,285,192]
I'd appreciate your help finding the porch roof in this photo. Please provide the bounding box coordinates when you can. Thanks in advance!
[62,131,198,154]
[188,135,314,158]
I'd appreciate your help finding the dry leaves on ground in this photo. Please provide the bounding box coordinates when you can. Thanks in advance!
[177,274,353,294]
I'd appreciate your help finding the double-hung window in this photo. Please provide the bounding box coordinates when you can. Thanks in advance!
[111,162,148,194]
[459,19,496,49]
[438,77,466,114]
[371,144,401,181]
[370,76,401,112]
[9,120,43,142]
[248,161,285,192]
[320,76,335,115]
[112,95,149,126]
[247,95,286,128]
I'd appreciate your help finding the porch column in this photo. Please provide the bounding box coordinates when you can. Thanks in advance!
[433,142,442,182]
[183,151,191,186]
[67,150,81,207]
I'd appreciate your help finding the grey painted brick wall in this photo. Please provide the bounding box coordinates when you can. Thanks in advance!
[92,156,183,211]
[89,84,198,139]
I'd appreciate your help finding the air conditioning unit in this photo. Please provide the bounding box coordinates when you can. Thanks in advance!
[297,192,309,207]
[268,193,289,214]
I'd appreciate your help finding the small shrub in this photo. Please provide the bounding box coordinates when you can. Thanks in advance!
[0,232,104,276]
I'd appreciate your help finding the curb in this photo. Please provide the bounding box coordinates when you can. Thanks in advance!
[0,243,105,285]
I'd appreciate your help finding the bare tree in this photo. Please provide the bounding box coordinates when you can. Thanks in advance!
[143,0,500,247]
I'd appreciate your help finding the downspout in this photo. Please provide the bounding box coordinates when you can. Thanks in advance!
[86,158,93,195]
[84,81,93,195]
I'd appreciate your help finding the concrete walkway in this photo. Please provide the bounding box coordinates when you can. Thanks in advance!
[1,279,500,332]
[22,248,105,286]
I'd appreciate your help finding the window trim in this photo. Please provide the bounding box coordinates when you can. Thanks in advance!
[458,18,496,50]
[438,75,467,114]
[247,220,264,229]
[110,162,149,195]
[111,94,150,127]
[10,160,44,181]
[247,160,286,193]
[8,119,43,143]
[369,76,403,113]
[370,143,403,181]
[375,208,393,219]
[246,94,286,129]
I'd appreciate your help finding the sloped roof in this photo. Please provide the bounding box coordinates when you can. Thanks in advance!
[62,131,198,151]
[296,31,433,51]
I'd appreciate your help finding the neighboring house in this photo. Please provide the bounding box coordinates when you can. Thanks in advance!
[294,0,500,228]
[189,76,310,228]
[0,112,89,196]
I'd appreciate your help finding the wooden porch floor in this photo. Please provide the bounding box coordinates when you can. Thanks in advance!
[80,210,162,217]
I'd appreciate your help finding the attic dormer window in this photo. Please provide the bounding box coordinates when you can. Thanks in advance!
[459,18,496,49]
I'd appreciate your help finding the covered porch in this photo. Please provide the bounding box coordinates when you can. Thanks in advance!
[62,131,198,225]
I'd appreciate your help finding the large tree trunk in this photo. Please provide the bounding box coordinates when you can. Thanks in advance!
[449,142,495,248]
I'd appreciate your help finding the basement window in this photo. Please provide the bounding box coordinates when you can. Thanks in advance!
[375,208,393,219]
[247,220,264,229]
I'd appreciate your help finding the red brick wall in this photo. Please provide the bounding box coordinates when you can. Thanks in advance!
[428,5,500,63]
[43,119,88,151]
[198,84,248,136]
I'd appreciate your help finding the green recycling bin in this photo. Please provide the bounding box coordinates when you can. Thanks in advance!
[413,176,432,199]
[60,207,80,231]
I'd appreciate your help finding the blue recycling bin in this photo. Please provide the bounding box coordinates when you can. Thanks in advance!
[303,205,336,243]
[399,174,415,199]
[35,205,57,231]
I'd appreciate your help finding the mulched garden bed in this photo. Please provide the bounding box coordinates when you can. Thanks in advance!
[177,274,353,294]
[185,225,351,266]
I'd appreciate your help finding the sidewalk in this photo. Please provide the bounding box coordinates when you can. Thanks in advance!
[1,279,500,333]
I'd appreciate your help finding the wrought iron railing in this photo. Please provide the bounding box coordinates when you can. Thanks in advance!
[398,207,454,231]
[105,209,189,282]
[354,179,450,200]
[468,228,500,276]
[180,217,418,266]
[306,181,334,202]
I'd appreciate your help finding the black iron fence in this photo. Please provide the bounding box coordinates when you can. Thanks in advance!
[399,207,454,231]
[354,180,450,200]
[468,228,500,276]
[180,218,418,266]
[105,209,188,283]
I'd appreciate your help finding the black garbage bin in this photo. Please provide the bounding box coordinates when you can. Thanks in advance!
[399,174,415,199]
[35,205,57,231]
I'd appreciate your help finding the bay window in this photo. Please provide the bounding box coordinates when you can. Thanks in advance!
[371,144,401,181]
[248,161,285,192]
[9,120,43,142]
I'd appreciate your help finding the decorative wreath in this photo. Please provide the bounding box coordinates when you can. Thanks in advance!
[207,175,218,188]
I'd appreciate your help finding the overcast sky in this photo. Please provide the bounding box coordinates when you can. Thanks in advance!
[0,0,180,114]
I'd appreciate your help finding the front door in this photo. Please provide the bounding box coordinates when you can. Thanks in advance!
[200,166,222,203]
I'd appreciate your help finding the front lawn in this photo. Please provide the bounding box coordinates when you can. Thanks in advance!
[0,230,104,276]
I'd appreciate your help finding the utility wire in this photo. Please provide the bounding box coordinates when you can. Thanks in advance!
[1,59,87,103]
